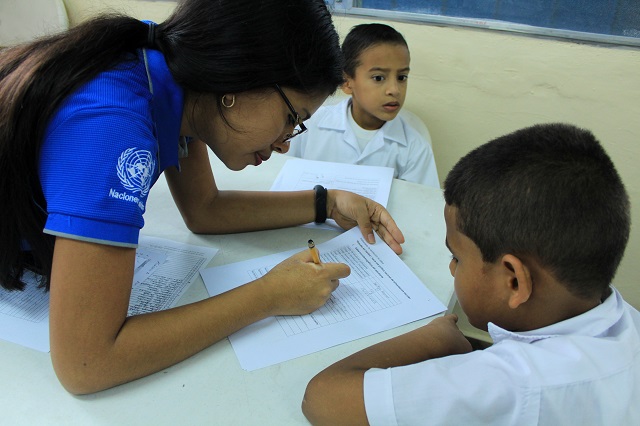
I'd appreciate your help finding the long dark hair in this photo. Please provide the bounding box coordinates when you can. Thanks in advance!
[0,0,343,291]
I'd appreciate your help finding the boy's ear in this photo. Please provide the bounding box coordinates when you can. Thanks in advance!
[341,73,354,95]
[500,254,533,309]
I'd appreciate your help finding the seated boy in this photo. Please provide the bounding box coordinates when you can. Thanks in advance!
[302,123,640,425]
[287,23,439,188]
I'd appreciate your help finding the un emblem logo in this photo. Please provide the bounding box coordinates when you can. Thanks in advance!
[116,148,156,196]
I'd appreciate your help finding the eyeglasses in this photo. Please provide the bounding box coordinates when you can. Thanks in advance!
[274,84,307,141]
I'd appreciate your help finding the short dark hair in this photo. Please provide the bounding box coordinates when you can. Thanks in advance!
[444,123,630,299]
[342,23,408,78]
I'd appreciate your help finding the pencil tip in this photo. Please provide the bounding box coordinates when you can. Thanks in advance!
[308,239,315,248]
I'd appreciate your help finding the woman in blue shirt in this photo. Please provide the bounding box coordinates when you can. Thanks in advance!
[0,0,404,394]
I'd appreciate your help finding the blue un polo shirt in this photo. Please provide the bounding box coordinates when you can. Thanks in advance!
[40,48,184,247]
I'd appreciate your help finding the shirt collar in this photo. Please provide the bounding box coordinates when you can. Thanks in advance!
[488,286,625,344]
[317,98,408,147]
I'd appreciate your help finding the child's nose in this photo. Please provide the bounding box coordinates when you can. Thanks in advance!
[386,80,400,96]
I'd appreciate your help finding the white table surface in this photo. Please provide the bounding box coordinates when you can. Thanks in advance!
[0,153,454,426]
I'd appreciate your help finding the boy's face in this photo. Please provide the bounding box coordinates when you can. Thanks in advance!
[444,204,505,331]
[342,43,410,130]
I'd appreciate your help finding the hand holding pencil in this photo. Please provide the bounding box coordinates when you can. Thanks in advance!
[259,242,349,316]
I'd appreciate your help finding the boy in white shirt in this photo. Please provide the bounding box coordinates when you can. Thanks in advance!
[302,123,640,425]
[287,23,439,188]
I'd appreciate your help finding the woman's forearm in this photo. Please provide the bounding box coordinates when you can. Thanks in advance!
[51,275,274,395]
[49,236,347,395]
[185,189,317,234]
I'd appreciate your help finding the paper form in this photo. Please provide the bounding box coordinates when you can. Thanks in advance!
[0,270,50,352]
[201,227,446,371]
[127,236,218,316]
[0,237,218,352]
[270,158,394,230]
[134,246,167,279]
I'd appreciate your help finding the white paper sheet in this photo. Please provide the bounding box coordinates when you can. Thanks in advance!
[0,237,218,352]
[270,158,394,231]
[127,236,218,316]
[201,227,446,371]
[0,270,50,352]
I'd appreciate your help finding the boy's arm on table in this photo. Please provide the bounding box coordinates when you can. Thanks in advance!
[302,314,472,426]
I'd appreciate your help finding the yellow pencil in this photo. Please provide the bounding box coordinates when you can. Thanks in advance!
[308,239,321,264]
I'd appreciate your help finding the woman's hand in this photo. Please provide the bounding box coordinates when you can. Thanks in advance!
[259,249,351,316]
[327,190,405,254]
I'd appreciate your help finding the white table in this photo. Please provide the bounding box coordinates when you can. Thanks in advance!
[0,154,454,425]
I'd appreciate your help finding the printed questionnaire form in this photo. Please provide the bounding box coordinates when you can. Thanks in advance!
[201,227,446,371]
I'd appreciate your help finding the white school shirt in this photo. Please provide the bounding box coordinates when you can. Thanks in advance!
[287,99,440,188]
[364,286,640,426]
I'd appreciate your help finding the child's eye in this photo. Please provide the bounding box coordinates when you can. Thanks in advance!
[398,75,409,82]
[372,75,385,82]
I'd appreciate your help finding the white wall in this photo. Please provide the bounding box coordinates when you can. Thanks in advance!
[0,0,68,46]
[53,1,640,309]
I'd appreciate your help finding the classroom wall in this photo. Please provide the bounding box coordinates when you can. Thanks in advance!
[57,0,640,310]
[0,0,68,46]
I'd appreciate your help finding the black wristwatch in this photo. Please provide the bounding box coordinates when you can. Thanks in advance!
[314,185,327,224]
